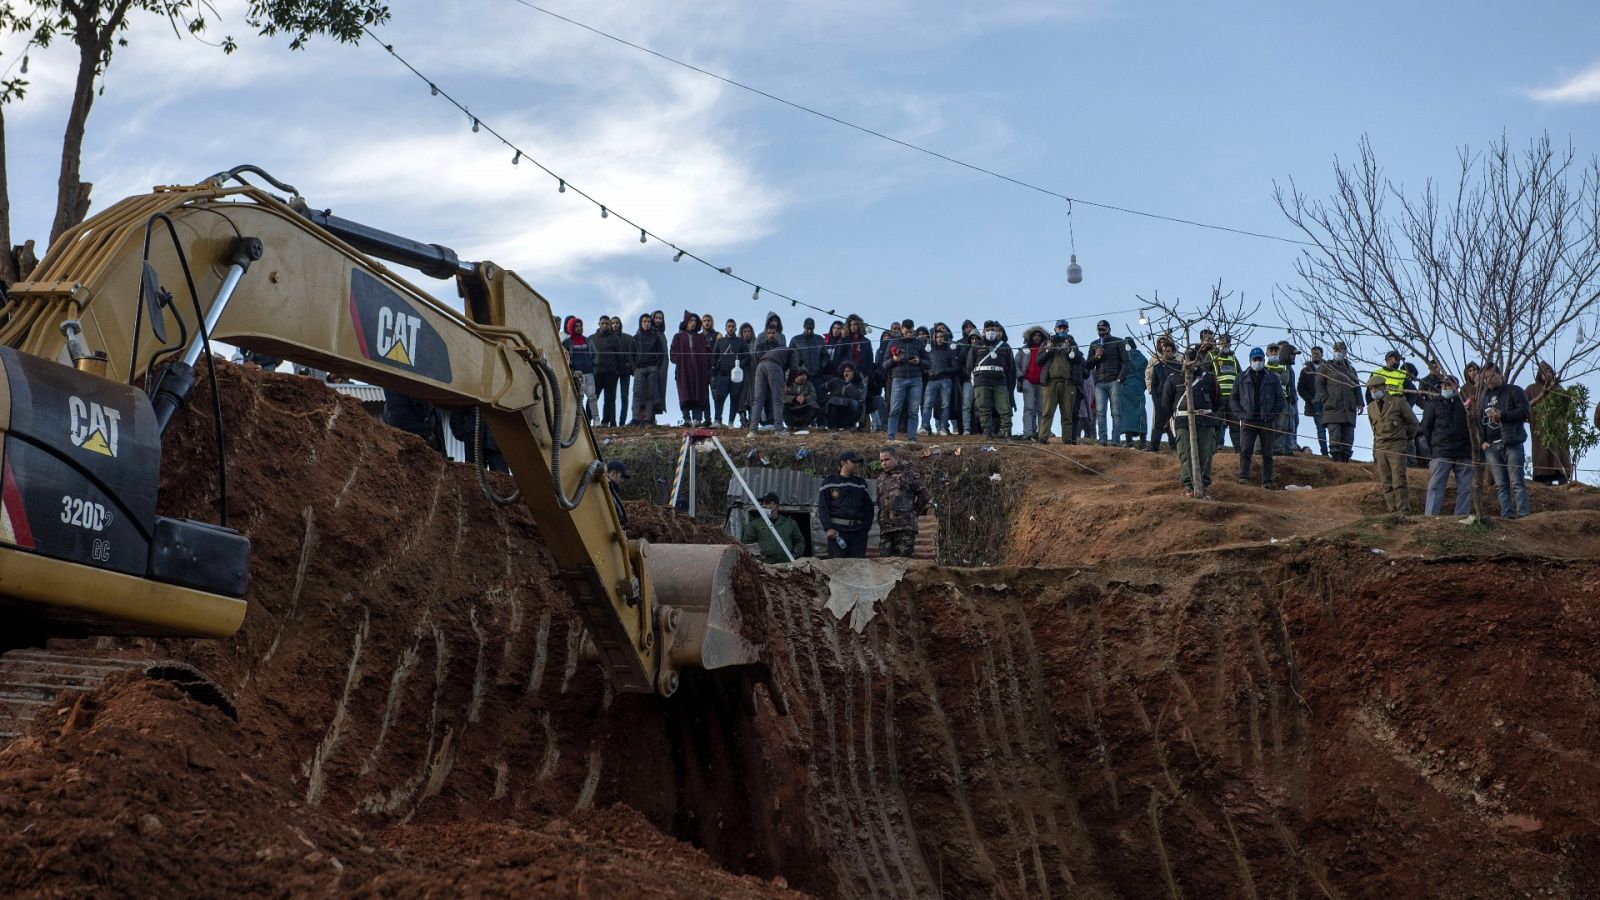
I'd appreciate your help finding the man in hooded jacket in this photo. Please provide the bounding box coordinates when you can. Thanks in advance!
[1015,327,1048,440]
[630,313,667,426]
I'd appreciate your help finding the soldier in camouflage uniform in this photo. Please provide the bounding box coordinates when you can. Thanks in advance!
[875,445,931,558]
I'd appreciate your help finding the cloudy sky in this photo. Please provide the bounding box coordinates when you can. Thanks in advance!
[6,0,1600,462]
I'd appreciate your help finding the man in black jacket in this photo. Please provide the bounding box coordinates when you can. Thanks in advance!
[920,324,959,436]
[790,318,826,379]
[1420,375,1474,516]
[592,316,625,427]
[629,314,667,426]
[824,362,866,429]
[1086,319,1128,444]
[710,319,747,427]
[818,450,873,558]
[1231,347,1285,488]
[1298,346,1327,456]
[1479,363,1532,518]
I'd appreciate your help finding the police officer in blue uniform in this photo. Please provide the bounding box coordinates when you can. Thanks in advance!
[818,450,874,558]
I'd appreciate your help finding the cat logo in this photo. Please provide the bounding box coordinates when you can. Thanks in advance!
[376,307,422,367]
[68,396,121,458]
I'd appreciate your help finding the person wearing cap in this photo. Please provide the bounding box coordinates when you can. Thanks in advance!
[1315,341,1361,461]
[742,491,803,563]
[1038,320,1085,444]
[818,450,873,558]
[1230,347,1285,488]
[1373,350,1409,402]
[1368,372,1419,513]
[969,320,1015,438]
[1210,333,1241,449]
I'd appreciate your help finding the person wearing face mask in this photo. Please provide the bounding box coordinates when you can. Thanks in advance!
[1367,373,1419,513]
[1315,341,1361,462]
[1210,333,1241,449]
[629,313,667,426]
[1267,341,1300,455]
[1038,320,1085,444]
[968,320,1015,438]
[1298,346,1328,456]
[1420,375,1475,516]
[1231,347,1285,488]
[1015,327,1049,441]
[1085,319,1128,444]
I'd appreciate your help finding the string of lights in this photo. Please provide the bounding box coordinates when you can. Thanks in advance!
[504,0,1318,249]
[364,31,1157,337]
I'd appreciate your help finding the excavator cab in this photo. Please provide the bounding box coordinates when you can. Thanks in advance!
[0,345,248,646]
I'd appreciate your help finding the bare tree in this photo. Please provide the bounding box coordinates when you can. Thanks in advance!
[0,0,388,260]
[1275,133,1600,388]
[1137,279,1259,499]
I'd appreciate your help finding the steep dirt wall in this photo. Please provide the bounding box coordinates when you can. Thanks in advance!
[4,366,1598,897]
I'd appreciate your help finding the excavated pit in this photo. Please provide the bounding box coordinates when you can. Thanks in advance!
[3,363,1600,897]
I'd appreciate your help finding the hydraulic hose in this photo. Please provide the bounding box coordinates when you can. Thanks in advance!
[534,359,603,511]
[473,407,522,507]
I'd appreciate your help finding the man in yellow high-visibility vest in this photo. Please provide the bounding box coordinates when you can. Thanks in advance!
[1373,350,1409,398]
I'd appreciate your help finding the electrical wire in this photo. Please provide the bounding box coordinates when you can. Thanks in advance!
[504,0,1317,247]
[364,30,1155,340]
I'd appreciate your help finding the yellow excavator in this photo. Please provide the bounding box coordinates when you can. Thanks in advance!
[0,166,761,738]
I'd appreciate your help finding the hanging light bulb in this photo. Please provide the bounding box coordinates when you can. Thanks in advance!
[752,286,761,301]
[558,180,566,193]
[718,266,733,275]
[1138,309,1148,326]
[512,150,521,165]
[673,250,685,262]
[1065,199,1083,284]
[429,82,437,96]
[600,206,608,219]
[639,229,647,244]
[19,55,27,75]
[471,118,480,134]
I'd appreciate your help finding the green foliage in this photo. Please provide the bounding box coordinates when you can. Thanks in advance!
[1531,383,1600,476]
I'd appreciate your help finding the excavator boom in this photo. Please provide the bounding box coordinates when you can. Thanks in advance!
[0,169,755,701]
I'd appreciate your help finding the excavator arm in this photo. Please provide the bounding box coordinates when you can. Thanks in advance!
[0,169,754,697]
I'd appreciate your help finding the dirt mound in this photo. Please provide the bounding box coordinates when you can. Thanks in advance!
[4,367,1599,897]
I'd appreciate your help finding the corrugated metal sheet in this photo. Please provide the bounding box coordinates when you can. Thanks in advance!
[327,383,385,404]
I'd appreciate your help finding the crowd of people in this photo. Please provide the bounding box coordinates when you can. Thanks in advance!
[554,310,1588,520]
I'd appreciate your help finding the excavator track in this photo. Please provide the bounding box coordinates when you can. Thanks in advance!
[0,649,235,745]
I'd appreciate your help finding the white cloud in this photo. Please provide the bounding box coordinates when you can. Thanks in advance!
[1529,61,1600,104]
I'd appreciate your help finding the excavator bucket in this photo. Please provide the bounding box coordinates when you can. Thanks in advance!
[650,543,760,673]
